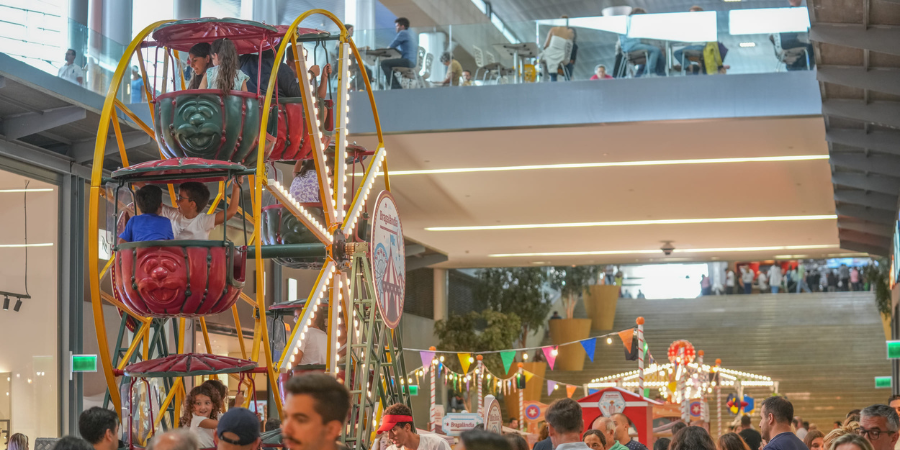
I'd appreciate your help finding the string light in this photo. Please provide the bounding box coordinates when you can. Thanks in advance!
[607,337,612,344]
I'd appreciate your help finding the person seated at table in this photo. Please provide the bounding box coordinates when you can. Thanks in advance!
[673,6,731,75]
[439,52,462,86]
[239,49,302,97]
[462,70,473,86]
[160,178,242,240]
[619,8,666,77]
[199,38,249,92]
[381,17,416,89]
[591,64,612,79]
[118,185,173,243]
[541,17,574,82]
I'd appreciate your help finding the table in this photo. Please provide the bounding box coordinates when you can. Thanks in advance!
[360,48,401,89]
[492,42,540,83]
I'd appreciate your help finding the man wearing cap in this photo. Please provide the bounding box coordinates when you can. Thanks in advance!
[215,408,261,450]
[281,373,351,450]
[379,404,450,450]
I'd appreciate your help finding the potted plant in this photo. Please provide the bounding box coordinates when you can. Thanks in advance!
[546,265,598,371]
[584,267,620,330]
[868,259,892,341]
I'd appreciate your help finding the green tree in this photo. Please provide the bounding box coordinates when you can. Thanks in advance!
[867,259,891,319]
[547,265,599,318]
[434,309,522,376]
[473,267,552,346]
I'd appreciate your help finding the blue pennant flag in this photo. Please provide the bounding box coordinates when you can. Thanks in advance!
[581,338,597,362]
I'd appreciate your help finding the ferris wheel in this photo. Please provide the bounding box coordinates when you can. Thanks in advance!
[86,10,410,449]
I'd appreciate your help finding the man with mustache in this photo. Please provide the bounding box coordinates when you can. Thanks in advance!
[281,373,350,450]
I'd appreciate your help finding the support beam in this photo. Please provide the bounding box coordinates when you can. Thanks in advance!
[839,239,888,257]
[405,244,426,257]
[0,77,6,89]
[836,204,896,225]
[838,229,892,249]
[837,219,894,238]
[832,172,900,195]
[834,189,898,211]
[71,131,151,163]
[810,24,900,57]
[0,135,91,179]
[823,100,900,129]
[818,67,900,98]
[830,152,900,178]
[406,253,449,272]
[827,129,900,156]
[1,106,86,140]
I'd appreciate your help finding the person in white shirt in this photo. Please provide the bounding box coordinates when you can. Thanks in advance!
[378,403,451,450]
[757,270,768,292]
[725,269,735,295]
[58,49,84,85]
[741,267,755,294]
[768,264,784,294]
[160,179,242,240]
[292,304,327,367]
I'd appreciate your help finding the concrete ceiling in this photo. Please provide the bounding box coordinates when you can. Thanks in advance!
[353,116,849,268]
[808,0,900,257]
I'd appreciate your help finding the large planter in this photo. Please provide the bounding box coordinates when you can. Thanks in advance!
[523,362,546,401]
[584,285,619,330]
[548,318,592,371]
[883,314,892,342]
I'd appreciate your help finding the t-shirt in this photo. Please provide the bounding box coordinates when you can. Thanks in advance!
[389,29,417,63]
[448,60,462,86]
[624,439,648,450]
[386,434,451,450]
[58,63,84,85]
[742,270,755,284]
[161,205,217,240]
[740,428,762,450]
[795,428,807,440]
[189,414,216,448]
[763,431,808,450]
[131,78,144,103]
[726,271,735,287]
[204,65,250,91]
[297,327,327,365]
[590,74,613,79]
[119,214,174,242]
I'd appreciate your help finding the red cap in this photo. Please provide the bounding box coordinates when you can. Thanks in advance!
[377,414,414,433]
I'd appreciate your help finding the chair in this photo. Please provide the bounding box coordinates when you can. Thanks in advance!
[772,33,810,71]
[615,47,650,78]
[392,46,426,89]
[680,48,704,75]
[473,45,505,83]
[420,52,434,87]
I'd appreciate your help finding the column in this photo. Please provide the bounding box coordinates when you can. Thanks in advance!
[433,269,449,409]
[252,0,278,25]
[67,0,89,69]
[174,0,201,19]
[347,0,376,48]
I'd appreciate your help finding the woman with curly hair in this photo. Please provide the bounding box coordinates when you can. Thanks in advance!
[179,384,223,448]
[824,421,860,450]
[717,433,751,450]
[199,38,249,92]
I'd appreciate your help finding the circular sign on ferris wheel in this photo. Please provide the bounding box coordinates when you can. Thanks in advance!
[370,191,405,329]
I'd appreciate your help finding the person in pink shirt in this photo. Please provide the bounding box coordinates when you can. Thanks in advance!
[590,64,613,80]
[850,267,860,291]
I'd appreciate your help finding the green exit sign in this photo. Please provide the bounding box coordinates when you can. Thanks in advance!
[407,385,419,396]
[888,341,900,359]
[72,354,98,373]
[876,377,892,389]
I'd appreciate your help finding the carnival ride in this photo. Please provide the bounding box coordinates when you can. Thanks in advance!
[87,11,408,449]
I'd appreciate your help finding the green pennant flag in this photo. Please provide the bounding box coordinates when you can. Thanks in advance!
[500,351,516,374]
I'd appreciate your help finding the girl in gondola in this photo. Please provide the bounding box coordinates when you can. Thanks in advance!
[180,384,222,448]
[200,38,249,92]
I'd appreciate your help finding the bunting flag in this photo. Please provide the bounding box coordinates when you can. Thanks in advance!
[547,380,557,395]
[581,338,597,362]
[542,346,557,370]
[500,351,516,375]
[566,385,577,398]
[459,353,472,373]
[524,371,534,382]
[618,329,634,352]
[420,351,435,373]
[437,362,442,379]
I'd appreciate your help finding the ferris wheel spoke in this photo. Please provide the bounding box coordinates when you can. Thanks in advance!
[334,42,351,224]
[342,145,386,237]
[277,260,337,372]
[266,180,333,245]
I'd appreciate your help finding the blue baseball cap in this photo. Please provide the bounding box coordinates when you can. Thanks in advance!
[217,408,261,446]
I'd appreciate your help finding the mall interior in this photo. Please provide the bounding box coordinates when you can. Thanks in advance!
[0,0,899,449]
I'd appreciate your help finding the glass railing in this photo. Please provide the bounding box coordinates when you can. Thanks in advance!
[351,7,814,90]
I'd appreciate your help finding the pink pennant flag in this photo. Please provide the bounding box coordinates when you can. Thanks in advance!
[542,346,558,370]
[547,380,557,395]
[420,351,435,374]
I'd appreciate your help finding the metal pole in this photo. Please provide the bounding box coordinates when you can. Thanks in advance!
[430,346,437,432]
[517,364,524,431]
[476,357,484,416]
[637,317,645,396]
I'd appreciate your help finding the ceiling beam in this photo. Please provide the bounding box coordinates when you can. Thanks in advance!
[837,218,894,237]
[834,189,898,211]
[810,24,900,56]
[838,229,892,249]
[818,67,900,97]
[405,244,426,257]
[836,204,896,225]
[830,152,900,177]
[832,172,900,195]
[406,253,449,272]
[0,77,6,89]
[823,100,900,129]
[839,239,886,257]
[71,131,152,163]
[827,129,900,156]
[1,106,86,140]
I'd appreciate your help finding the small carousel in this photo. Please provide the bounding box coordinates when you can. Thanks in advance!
[87,10,409,450]
[583,340,778,441]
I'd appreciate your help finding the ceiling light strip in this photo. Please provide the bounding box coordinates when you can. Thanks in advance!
[0,189,53,193]
[488,244,839,258]
[0,243,54,248]
[386,155,829,176]
[427,214,837,232]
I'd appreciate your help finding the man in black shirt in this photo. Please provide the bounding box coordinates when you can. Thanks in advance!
[759,397,807,450]
[613,414,649,450]
[739,415,762,450]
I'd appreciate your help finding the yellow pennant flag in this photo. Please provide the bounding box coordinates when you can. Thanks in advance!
[458,353,472,373]
[524,371,534,382]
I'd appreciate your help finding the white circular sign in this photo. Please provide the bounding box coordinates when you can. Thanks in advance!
[599,391,626,417]
[370,191,405,329]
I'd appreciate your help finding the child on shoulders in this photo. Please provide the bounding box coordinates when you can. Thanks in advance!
[118,185,174,243]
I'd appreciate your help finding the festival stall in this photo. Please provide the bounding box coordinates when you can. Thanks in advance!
[578,387,663,446]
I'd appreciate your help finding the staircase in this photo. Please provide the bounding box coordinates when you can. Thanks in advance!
[540,292,890,432]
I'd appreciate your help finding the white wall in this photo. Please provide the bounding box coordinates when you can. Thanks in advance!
[0,170,59,441]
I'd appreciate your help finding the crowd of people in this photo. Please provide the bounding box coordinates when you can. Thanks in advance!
[710,263,872,296]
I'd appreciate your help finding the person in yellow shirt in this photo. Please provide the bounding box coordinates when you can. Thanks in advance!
[440,52,463,86]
